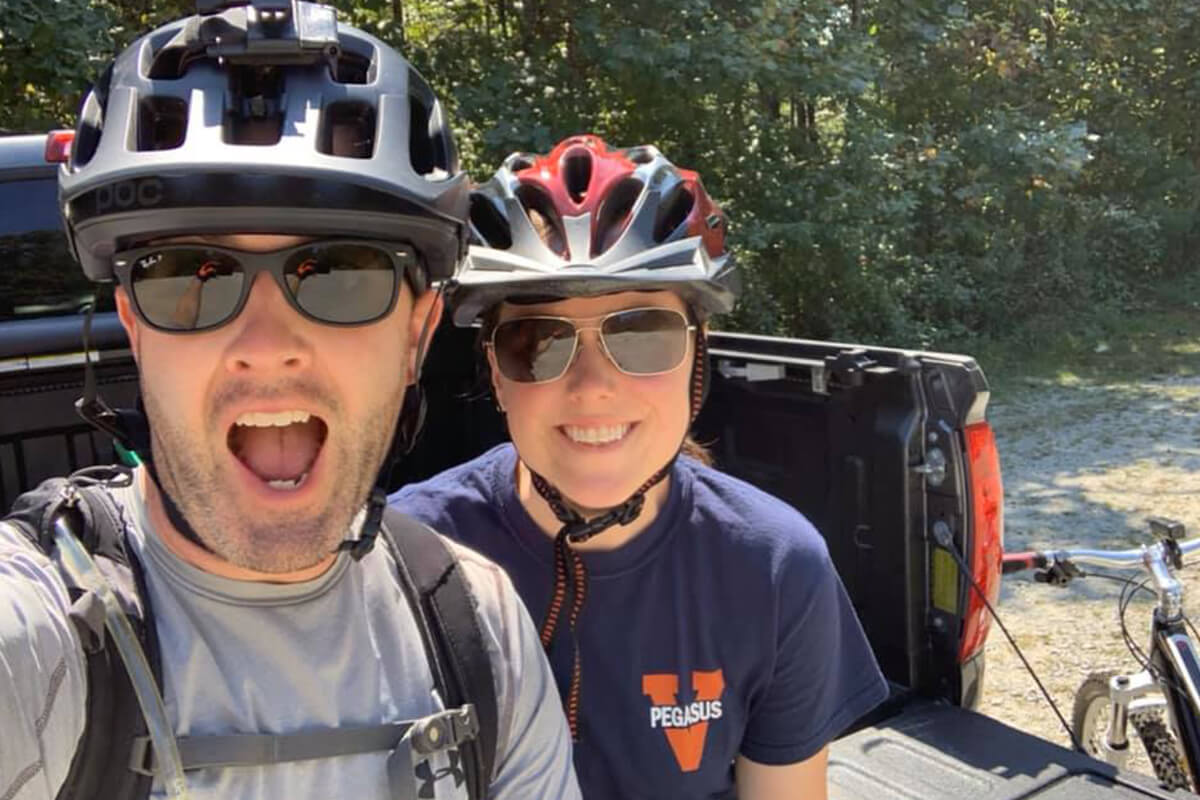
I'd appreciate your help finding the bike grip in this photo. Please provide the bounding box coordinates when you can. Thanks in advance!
[1001,552,1047,574]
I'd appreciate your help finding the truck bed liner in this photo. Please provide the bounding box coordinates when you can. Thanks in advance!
[831,697,1195,799]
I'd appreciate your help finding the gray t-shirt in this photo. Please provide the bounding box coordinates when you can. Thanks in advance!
[0,473,581,799]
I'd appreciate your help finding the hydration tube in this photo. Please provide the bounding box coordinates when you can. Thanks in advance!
[50,493,189,800]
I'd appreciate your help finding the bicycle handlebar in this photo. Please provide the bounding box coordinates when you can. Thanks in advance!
[1002,536,1200,575]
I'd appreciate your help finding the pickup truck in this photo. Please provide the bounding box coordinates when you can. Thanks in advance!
[1,131,1191,799]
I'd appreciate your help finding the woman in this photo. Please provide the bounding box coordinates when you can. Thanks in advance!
[393,135,888,799]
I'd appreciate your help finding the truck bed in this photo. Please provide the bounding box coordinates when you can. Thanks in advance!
[1,315,1193,799]
[833,696,1194,799]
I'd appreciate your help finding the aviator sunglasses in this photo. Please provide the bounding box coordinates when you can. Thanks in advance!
[111,240,424,333]
[488,307,696,384]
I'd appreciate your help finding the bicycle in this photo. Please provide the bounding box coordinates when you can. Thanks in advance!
[1002,517,1200,792]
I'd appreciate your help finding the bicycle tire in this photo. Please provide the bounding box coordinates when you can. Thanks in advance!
[1130,712,1192,791]
[1072,670,1193,791]
[1072,670,1120,758]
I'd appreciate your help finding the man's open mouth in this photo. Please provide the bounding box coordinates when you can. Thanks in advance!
[227,410,329,491]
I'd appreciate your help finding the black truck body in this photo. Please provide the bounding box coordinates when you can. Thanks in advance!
[1,133,1191,799]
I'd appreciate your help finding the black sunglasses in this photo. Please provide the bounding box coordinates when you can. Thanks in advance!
[112,240,425,333]
[488,307,695,384]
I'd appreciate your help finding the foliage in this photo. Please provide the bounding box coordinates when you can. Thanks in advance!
[2,0,1196,348]
[0,0,113,131]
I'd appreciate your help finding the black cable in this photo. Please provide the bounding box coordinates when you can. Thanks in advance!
[1081,570,1154,595]
[1077,569,1151,666]
[1117,574,1159,676]
[947,545,1082,750]
[1186,614,1200,643]
[1098,570,1196,702]
[979,547,1200,754]
[1176,563,1200,643]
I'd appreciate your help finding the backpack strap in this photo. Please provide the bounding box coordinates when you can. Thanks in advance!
[379,507,499,800]
[4,475,497,799]
[4,470,158,800]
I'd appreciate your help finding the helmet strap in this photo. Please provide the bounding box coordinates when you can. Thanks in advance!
[525,323,708,739]
[529,460,671,742]
[339,282,442,560]
[690,325,709,423]
[526,321,706,546]
[74,305,213,552]
[75,284,443,564]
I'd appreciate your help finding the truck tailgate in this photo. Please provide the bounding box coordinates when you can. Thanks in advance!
[831,697,1195,799]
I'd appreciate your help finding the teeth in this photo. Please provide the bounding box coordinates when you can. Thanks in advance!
[267,472,309,491]
[564,424,631,445]
[235,410,312,428]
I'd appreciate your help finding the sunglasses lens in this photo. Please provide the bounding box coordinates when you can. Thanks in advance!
[129,249,244,331]
[492,317,578,382]
[601,308,690,374]
[285,243,403,324]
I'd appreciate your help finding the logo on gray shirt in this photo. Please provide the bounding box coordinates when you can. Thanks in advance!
[416,752,466,798]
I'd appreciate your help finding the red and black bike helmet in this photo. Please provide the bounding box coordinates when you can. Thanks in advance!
[449,134,738,326]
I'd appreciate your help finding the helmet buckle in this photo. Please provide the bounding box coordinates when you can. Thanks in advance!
[616,497,644,526]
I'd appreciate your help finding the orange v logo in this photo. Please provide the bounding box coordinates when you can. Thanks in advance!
[642,669,726,772]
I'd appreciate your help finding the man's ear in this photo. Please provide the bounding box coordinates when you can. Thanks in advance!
[406,288,444,385]
[114,286,141,362]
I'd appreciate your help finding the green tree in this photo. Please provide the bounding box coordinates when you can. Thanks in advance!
[0,0,115,131]
[1,0,1195,347]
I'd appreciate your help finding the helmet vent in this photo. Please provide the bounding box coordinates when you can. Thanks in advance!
[137,97,187,151]
[592,177,643,256]
[147,48,188,80]
[515,184,567,257]
[146,29,194,81]
[562,149,592,204]
[654,185,695,243]
[331,51,371,84]
[469,194,513,249]
[408,94,442,176]
[71,68,110,169]
[224,66,284,146]
[319,102,376,158]
[625,146,657,165]
[507,154,535,173]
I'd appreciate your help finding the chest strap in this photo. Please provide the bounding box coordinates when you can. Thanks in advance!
[129,705,478,799]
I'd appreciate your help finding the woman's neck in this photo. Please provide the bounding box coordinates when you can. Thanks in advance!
[514,460,671,552]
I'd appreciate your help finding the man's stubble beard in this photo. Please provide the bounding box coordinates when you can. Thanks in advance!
[141,380,405,573]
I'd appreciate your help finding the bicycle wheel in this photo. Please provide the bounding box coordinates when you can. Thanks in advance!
[1072,671,1119,758]
[1130,712,1191,791]
[1072,671,1193,791]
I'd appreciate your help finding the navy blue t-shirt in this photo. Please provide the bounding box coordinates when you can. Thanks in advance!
[392,444,888,799]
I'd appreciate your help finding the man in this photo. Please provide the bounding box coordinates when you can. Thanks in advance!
[0,3,579,799]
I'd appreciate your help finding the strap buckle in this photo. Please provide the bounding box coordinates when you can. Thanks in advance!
[128,736,155,777]
[410,705,479,756]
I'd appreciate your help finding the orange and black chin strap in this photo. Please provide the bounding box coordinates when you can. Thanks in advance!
[530,463,670,741]
[528,327,709,740]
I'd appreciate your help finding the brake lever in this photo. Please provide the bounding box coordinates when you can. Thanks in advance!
[1035,561,1082,586]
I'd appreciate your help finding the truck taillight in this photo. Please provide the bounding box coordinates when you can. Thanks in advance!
[44,130,74,163]
[959,421,1004,662]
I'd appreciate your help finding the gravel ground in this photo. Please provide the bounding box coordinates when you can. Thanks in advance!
[979,374,1200,779]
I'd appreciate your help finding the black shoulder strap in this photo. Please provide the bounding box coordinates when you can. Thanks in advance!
[379,507,499,800]
[4,472,158,800]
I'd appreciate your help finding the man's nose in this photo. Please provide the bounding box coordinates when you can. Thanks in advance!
[223,272,312,374]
